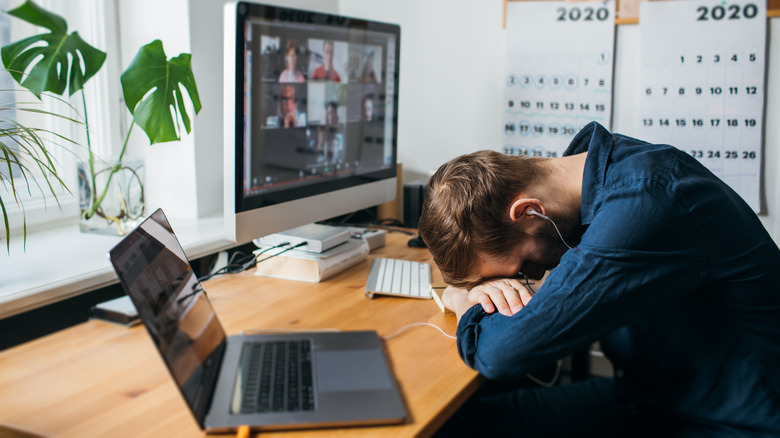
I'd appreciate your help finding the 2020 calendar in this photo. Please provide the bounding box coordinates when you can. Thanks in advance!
[503,1,616,158]
[638,0,766,212]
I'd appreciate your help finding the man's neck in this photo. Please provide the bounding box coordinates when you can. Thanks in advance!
[541,152,586,213]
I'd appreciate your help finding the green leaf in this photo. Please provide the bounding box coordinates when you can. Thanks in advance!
[121,40,201,144]
[0,195,10,252]
[0,0,106,98]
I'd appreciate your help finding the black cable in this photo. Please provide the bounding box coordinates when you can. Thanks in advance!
[522,276,536,295]
[255,241,308,263]
[197,242,291,282]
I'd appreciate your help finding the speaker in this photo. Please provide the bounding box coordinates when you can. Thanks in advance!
[403,181,427,229]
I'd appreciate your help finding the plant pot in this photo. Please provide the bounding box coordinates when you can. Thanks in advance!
[77,157,145,236]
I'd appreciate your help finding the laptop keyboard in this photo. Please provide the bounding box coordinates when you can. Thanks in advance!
[237,340,314,413]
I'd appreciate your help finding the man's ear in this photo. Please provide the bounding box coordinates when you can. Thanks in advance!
[509,198,544,222]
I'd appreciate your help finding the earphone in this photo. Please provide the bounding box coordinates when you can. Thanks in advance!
[527,208,572,249]
[527,208,548,220]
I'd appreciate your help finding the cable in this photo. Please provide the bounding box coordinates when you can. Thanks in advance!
[533,212,573,250]
[525,360,563,388]
[522,275,536,295]
[383,322,457,340]
[235,424,249,438]
[548,218,572,250]
[197,242,293,282]
[255,241,308,263]
[384,320,561,388]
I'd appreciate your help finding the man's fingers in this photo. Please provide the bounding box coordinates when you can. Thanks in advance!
[468,288,498,314]
[519,287,534,306]
[487,289,514,316]
[478,294,496,313]
[468,279,536,316]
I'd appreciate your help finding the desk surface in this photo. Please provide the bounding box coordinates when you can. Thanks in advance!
[0,232,481,437]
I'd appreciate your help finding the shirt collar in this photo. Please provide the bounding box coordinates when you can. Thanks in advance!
[563,122,614,226]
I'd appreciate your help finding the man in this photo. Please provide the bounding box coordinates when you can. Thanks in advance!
[278,84,305,128]
[419,122,780,436]
[311,40,341,82]
[317,101,342,164]
[361,95,374,122]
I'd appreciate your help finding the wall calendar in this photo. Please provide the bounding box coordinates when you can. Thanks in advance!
[503,0,616,158]
[638,0,766,212]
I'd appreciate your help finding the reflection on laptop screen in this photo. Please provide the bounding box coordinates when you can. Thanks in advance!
[109,209,227,423]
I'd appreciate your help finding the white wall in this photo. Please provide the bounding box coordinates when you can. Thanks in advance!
[186,0,339,218]
[339,1,779,244]
[117,0,198,218]
[341,0,507,184]
[121,0,779,244]
[118,0,338,220]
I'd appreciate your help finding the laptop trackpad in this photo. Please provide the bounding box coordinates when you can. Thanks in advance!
[315,349,393,393]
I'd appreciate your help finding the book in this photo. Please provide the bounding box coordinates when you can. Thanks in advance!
[254,239,369,282]
[253,223,351,253]
[90,295,141,327]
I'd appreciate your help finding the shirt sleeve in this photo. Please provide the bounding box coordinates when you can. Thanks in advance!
[455,175,702,380]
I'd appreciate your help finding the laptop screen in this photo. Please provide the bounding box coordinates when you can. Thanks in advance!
[109,209,227,426]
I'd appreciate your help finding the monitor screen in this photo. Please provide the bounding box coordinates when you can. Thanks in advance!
[224,2,400,243]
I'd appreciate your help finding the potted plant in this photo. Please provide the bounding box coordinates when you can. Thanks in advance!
[1,0,201,238]
[0,91,81,250]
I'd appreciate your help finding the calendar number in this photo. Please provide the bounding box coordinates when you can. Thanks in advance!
[646,118,758,128]
[689,150,756,160]
[696,3,759,21]
[556,6,610,22]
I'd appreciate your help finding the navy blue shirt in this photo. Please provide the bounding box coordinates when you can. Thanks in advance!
[456,122,780,434]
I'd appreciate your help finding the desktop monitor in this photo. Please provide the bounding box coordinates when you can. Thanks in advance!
[224,1,401,243]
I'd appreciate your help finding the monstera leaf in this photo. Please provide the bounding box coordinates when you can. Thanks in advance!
[120,40,202,145]
[0,0,106,98]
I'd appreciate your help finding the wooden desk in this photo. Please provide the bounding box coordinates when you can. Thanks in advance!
[0,232,481,437]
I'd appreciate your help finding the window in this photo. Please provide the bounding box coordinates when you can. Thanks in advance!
[0,0,124,236]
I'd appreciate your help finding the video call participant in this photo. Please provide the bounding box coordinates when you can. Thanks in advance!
[420,122,780,436]
[278,84,306,128]
[317,101,343,164]
[278,40,305,83]
[361,95,374,122]
[359,51,378,83]
[311,40,341,82]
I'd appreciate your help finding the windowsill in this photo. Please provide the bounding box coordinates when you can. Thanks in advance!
[0,214,236,320]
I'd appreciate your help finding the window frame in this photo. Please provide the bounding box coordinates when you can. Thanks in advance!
[0,0,125,236]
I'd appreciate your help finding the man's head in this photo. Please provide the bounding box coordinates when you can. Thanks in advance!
[326,101,338,125]
[280,85,296,116]
[362,95,374,121]
[418,150,580,288]
[322,40,334,70]
[285,40,298,70]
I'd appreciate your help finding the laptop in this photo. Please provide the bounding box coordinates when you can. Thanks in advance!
[108,209,405,433]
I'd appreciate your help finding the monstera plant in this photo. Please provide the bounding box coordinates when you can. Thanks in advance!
[1,0,201,237]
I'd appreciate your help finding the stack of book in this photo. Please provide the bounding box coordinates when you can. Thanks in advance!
[253,239,369,282]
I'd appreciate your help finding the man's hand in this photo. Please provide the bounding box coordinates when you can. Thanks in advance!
[442,278,534,322]
[441,286,472,321]
[468,278,533,317]
[284,112,297,128]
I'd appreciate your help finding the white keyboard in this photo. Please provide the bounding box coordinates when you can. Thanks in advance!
[364,258,432,299]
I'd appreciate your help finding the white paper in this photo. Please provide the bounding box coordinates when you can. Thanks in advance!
[638,0,766,212]
[503,1,616,158]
